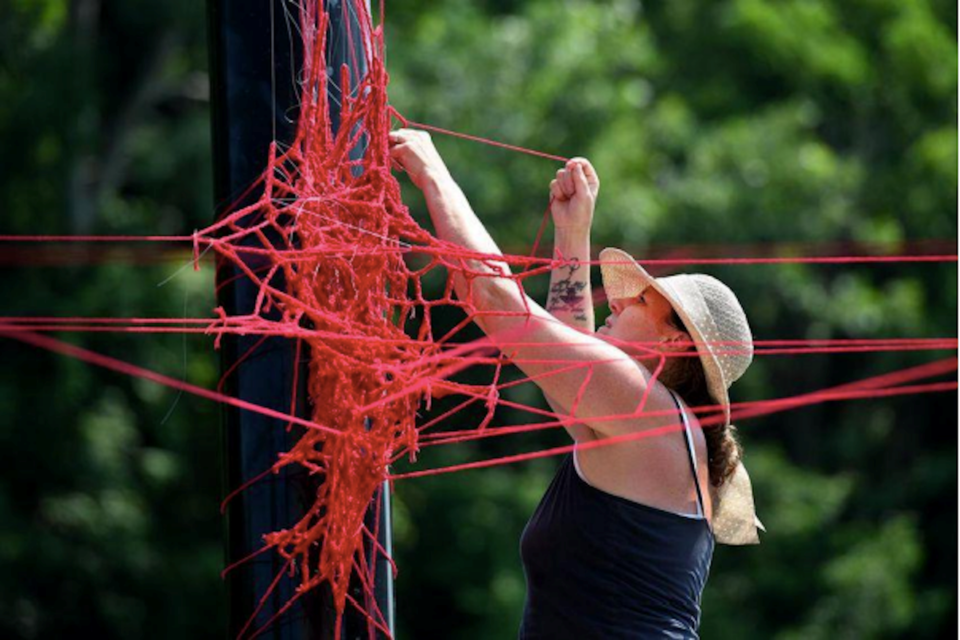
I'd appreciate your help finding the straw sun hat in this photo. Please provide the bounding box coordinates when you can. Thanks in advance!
[599,247,765,545]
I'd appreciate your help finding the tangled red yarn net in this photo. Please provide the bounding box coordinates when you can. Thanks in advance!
[200,1,535,635]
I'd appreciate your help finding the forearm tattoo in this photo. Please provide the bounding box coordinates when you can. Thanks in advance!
[547,260,588,322]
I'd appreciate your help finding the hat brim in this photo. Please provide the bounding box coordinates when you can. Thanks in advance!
[599,247,731,428]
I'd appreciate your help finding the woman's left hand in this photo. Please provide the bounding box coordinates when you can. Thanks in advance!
[550,158,599,231]
[388,128,452,191]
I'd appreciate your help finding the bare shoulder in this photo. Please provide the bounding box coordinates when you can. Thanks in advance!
[574,361,689,437]
[577,381,714,519]
[575,377,687,469]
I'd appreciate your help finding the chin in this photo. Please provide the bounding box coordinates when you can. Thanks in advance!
[595,329,614,345]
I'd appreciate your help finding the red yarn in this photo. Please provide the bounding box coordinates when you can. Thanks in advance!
[195,4,422,635]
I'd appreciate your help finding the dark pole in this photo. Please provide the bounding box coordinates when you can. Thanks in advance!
[208,1,393,638]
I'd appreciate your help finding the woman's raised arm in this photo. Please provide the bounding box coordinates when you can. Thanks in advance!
[545,159,599,333]
[389,129,670,437]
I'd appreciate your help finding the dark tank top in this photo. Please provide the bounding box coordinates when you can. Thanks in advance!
[519,392,714,639]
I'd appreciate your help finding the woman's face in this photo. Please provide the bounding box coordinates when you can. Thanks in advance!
[596,288,686,359]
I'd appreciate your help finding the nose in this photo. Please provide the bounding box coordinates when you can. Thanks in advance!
[609,297,628,315]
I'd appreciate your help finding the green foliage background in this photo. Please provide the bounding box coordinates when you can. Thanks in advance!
[0,1,956,638]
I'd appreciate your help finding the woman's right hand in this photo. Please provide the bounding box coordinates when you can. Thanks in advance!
[388,128,452,191]
[550,158,599,231]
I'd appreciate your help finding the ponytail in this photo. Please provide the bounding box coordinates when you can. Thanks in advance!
[703,422,742,488]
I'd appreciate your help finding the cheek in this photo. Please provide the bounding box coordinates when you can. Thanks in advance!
[612,311,647,341]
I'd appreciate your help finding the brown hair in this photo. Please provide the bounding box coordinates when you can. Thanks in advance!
[659,311,742,488]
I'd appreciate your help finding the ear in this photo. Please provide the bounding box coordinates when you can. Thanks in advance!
[660,327,691,352]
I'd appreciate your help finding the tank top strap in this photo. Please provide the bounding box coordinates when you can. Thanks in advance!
[669,390,706,519]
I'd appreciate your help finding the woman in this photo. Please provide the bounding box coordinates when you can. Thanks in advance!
[389,129,762,639]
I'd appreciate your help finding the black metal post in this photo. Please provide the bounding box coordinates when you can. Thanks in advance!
[208,1,393,637]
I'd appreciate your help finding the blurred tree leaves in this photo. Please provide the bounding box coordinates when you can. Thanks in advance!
[1,1,221,639]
